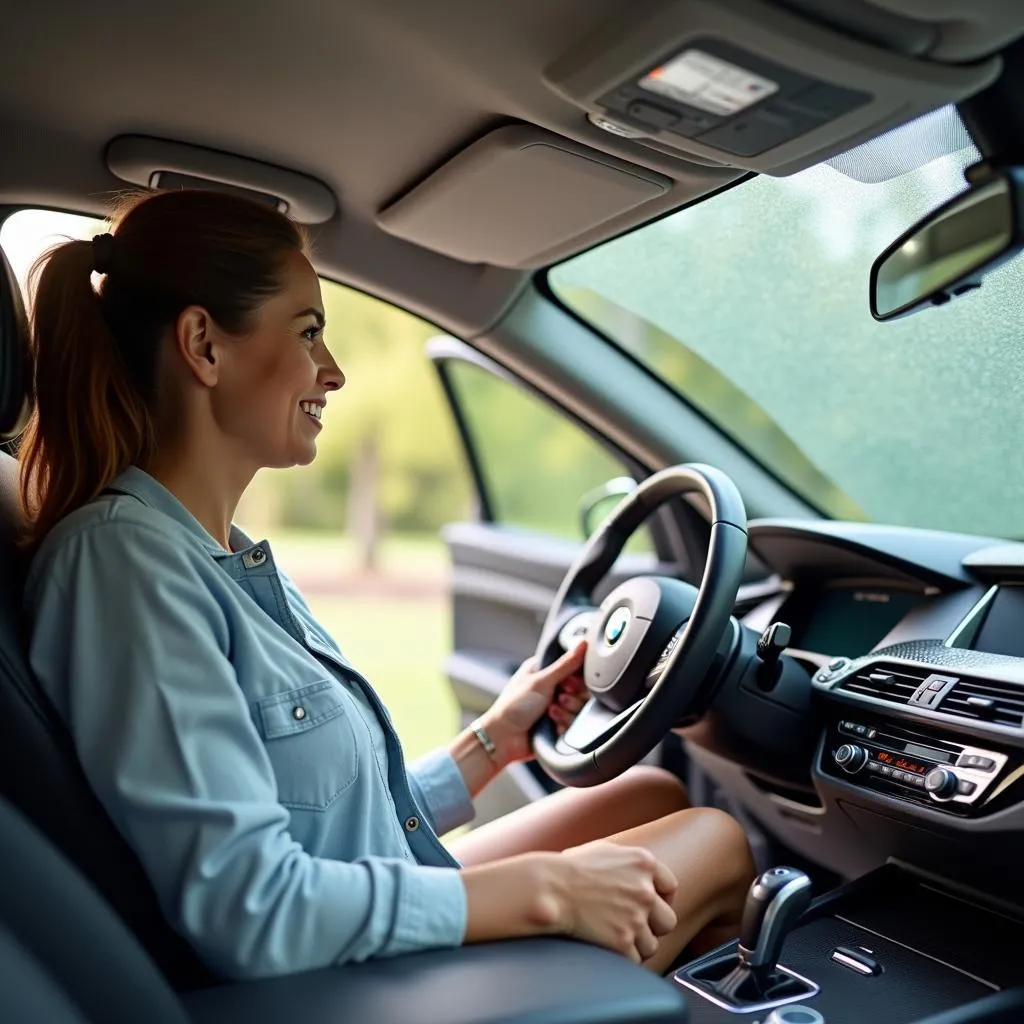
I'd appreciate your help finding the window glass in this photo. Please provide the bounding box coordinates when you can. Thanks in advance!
[446,361,653,551]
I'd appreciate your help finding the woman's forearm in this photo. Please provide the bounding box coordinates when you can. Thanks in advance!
[459,852,566,943]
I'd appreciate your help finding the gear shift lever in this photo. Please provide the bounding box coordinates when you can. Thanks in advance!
[737,866,813,986]
[676,865,816,1012]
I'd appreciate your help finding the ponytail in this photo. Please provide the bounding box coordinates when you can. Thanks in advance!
[16,188,307,548]
[19,237,155,546]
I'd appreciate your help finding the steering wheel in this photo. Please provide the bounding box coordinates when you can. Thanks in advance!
[531,464,748,787]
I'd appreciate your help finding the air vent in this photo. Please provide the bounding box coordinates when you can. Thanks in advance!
[839,664,925,704]
[942,679,1024,729]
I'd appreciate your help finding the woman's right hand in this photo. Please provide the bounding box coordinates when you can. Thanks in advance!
[460,840,678,963]
[555,841,678,963]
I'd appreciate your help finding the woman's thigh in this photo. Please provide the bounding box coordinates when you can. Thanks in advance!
[449,765,691,866]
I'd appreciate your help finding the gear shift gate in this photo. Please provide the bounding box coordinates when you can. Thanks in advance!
[674,866,819,1013]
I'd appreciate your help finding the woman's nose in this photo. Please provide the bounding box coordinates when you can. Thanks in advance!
[319,347,345,391]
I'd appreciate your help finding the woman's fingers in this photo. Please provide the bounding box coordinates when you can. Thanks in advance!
[558,690,586,714]
[634,923,660,962]
[648,895,678,938]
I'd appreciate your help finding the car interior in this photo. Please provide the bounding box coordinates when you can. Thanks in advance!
[3,1,1024,1022]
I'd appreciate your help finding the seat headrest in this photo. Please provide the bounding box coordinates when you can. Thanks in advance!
[0,247,32,441]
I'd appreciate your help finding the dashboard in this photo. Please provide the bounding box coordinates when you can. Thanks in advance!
[684,517,1024,903]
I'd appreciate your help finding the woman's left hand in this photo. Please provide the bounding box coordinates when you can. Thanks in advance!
[480,642,589,767]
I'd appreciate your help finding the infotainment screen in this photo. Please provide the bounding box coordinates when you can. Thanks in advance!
[791,586,925,658]
[969,586,1024,658]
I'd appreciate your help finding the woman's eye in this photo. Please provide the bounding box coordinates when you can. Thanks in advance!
[302,324,323,343]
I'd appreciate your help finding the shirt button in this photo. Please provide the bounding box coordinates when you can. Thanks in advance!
[243,547,267,568]
[404,815,420,833]
[293,706,306,721]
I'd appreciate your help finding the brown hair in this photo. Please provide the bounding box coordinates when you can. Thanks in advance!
[18,189,307,545]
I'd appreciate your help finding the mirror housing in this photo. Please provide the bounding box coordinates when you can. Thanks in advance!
[870,165,1024,321]
[578,476,636,538]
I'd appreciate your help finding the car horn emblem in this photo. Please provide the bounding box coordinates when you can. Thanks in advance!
[604,606,631,646]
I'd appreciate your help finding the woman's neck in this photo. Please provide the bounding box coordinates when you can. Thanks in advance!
[142,445,255,551]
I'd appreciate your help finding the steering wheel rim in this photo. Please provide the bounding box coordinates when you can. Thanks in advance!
[531,463,748,787]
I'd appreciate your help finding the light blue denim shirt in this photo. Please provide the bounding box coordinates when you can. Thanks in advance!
[24,467,475,980]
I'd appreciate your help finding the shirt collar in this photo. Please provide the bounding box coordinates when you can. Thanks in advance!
[107,466,253,557]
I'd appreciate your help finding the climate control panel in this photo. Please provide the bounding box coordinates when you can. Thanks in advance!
[823,717,1010,813]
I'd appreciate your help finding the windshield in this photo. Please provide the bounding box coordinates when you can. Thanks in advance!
[550,113,1024,538]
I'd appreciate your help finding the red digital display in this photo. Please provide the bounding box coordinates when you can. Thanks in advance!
[875,750,928,775]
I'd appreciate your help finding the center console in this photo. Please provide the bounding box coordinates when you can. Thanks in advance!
[674,864,1024,1024]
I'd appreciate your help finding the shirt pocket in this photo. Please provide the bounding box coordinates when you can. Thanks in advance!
[253,679,360,811]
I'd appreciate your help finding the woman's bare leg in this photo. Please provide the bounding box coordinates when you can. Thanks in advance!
[449,765,755,973]
[450,765,692,863]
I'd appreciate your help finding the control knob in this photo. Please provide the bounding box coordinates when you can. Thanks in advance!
[924,767,958,801]
[834,743,867,774]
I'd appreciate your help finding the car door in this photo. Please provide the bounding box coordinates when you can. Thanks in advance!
[427,335,721,826]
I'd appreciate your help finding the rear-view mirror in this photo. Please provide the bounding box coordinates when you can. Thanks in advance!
[870,167,1024,321]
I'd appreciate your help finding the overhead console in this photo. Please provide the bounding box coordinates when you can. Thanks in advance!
[542,0,1003,175]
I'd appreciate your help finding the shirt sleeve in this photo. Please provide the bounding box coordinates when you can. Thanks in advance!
[407,748,475,836]
[25,518,467,981]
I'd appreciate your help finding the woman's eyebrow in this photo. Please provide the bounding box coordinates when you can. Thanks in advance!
[293,307,325,326]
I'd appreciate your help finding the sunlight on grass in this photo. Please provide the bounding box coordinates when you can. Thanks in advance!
[302,595,460,763]
[269,530,449,581]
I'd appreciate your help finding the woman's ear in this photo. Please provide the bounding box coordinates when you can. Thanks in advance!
[174,306,220,387]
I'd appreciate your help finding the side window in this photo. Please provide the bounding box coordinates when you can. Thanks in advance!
[444,361,653,552]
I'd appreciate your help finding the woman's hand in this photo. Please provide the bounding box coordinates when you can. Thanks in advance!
[460,841,679,966]
[557,841,679,963]
[480,642,588,767]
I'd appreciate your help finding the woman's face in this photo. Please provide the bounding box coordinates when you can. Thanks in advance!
[210,250,344,470]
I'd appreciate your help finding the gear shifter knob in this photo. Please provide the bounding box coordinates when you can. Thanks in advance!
[737,866,812,978]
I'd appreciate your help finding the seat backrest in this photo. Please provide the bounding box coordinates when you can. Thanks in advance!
[0,244,213,990]
[0,792,189,1024]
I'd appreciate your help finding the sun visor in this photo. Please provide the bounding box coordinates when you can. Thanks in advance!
[542,0,1004,177]
[376,126,672,268]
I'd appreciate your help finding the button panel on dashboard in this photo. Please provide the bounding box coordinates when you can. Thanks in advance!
[823,716,1011,813]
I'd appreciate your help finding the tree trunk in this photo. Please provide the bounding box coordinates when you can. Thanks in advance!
[347,433,382,572]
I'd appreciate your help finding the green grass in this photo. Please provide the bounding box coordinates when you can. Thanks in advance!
[301,595,461,763]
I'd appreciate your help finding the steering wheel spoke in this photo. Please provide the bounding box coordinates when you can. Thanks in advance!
[557,697,641,754]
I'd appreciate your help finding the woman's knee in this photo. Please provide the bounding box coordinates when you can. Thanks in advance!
[684,806,757,889]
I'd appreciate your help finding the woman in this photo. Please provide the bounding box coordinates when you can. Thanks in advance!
[19,189,754,981]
